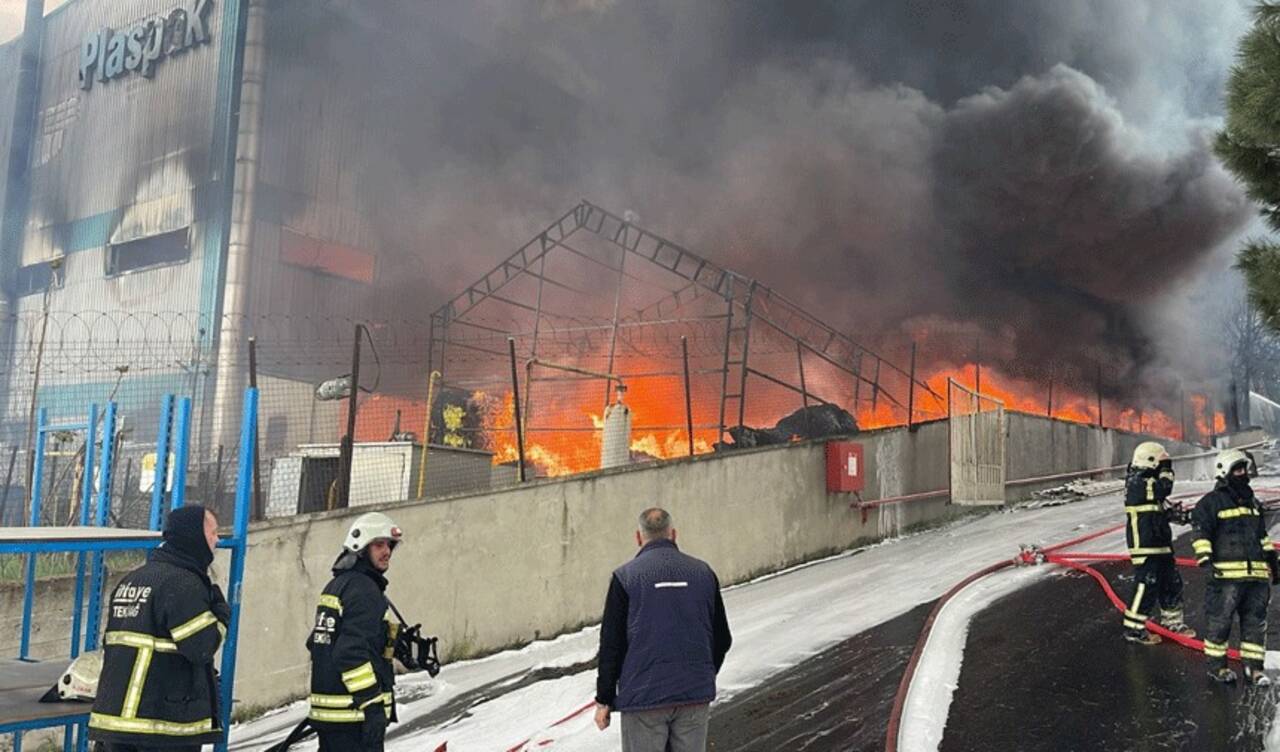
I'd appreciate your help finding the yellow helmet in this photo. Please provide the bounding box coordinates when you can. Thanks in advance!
[1214,449,1251,480]
[1130,441,1169,470]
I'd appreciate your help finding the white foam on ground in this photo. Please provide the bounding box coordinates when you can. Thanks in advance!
[231,482,1202,751]
[897,566,1047,752]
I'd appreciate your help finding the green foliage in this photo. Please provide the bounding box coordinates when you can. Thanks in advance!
[1236,239,1280,332]
[1218,4,1280,334]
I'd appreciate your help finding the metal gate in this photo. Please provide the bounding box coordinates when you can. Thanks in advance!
[948,378,1006,506]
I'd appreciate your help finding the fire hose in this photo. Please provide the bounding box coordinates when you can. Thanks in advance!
[885,488,1280,752]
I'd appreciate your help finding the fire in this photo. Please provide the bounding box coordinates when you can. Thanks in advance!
[341,357,1227,482]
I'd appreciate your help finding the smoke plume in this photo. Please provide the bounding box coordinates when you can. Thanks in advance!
[266,0,1255,400]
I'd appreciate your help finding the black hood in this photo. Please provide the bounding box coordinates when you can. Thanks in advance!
[156,505,214,572]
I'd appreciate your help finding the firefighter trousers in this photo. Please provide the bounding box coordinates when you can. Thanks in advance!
[1203,578,1270,671]
[1124,555,1184,633]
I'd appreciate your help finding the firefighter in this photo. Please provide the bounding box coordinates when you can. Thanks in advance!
[307,512,402,751]
[1193,448,1276,686]
[1122,441,1195,644]
[88,504,230,751]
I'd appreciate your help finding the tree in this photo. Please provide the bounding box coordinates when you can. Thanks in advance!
[1217,3,1280,333]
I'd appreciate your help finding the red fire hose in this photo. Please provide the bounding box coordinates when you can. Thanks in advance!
[885,490,1280,752]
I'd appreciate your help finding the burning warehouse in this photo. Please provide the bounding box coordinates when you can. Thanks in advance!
[0,0,1255,500]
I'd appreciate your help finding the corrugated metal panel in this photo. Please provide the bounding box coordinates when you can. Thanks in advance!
[21,0,224,312]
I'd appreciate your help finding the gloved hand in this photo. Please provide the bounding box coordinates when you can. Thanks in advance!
[1158,458,1173,473]
[361,704,387,751]
[210,584,232,626]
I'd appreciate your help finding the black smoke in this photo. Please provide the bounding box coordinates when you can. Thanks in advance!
[259,0,1254,400]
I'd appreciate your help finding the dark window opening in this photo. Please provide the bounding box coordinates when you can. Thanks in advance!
[106,228,191,276]
[15,260,64,296]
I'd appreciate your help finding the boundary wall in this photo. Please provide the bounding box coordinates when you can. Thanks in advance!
[227,413,1212,710]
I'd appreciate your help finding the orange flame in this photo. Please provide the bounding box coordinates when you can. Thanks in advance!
[341,359,1221,480]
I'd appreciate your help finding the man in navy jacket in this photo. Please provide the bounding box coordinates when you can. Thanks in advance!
[594,508,732,751]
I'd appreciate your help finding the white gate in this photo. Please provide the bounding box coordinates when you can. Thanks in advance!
[948,378,1006,506]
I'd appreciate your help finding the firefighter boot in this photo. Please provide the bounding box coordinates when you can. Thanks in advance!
[1244,666,1273,687]
[1208,667,1238,684]
[1124,628,1162,646]
[1161,620,1196,638]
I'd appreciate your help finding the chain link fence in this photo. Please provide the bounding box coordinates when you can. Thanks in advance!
[0,309,1233,528]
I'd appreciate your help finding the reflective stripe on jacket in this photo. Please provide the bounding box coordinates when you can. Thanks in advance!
[307,558,397,727]
[89,546,225,747]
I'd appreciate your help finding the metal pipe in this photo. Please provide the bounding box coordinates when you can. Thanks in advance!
[248,337,262,519]
[0,0,45,319]
[208,0,266,466]
[509,338,527,482]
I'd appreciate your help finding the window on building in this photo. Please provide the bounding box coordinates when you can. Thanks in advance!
[15,260,64,296]
[106,228,190,276]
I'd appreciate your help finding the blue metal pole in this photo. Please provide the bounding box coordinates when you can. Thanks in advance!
[150,395,174,531]
[216,388,257,752]
[83,403,116,653]
[19,407,49,660]
[170,397,193,511]
[69,404,99,659]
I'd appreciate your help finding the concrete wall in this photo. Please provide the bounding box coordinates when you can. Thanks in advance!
[12,413,1217,712]
[1004,413,1214,498]
[231,420,958,710]
[0,569,122,660]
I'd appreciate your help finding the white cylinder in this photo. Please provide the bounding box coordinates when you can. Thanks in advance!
[601,401,632,469]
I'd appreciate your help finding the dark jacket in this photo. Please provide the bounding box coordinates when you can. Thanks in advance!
[596,539,732,712]
[1123,465,1176,563]
[89,545,226,747]
[307,555,397,728]
[1192,479,1276,581]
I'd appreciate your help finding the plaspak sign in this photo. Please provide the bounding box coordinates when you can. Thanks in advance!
[79,0,213,90]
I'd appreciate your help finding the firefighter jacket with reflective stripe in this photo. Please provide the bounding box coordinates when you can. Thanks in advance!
[1123,467,1176,561]
[307,556,397,728]
[1192,481,1276,581]
[88,545,225,746]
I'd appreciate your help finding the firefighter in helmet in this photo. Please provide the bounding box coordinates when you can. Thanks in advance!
[307,512,403,751]
[1122,441,1195,644]
[1193,449,1276,685]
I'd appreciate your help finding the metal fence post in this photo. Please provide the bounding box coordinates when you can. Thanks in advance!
[907,341,917,430]
[509,338,527,482]
[217,386,257,752]
[682,337,694,457]
[19,407,48,660]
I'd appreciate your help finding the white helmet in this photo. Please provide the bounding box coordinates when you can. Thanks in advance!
[343,512,403,553]
[1214,449,1252,480]
[41,651,102,703]
[1131,441,1169,470]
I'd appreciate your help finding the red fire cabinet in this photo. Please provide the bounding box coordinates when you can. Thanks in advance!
[826,441,864,493]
